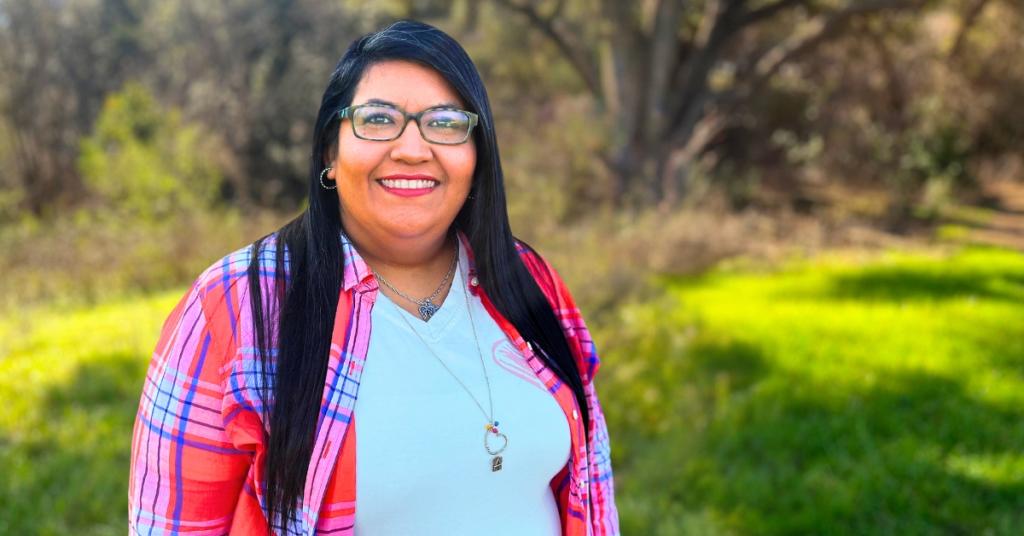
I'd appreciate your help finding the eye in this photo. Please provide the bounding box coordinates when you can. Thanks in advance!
[364,113,395,125]
[428,118,458,129]
[426,112,468,130]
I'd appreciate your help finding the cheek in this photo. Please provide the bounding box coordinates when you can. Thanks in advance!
[336,140,376,177]
[448,147,477,187]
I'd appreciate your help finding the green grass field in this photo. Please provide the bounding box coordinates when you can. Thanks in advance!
[1,246,1022,534]
[598,246,1024,535]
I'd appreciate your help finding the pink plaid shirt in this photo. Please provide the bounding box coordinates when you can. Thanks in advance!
[129,230,619,535]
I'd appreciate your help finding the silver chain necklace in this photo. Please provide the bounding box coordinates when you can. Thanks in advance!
[389,249,508,472]
[372,246,458,321]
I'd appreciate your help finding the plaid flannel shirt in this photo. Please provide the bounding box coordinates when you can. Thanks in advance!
[129,230,619,535]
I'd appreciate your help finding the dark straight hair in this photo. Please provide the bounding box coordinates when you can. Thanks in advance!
[245,20,589,531]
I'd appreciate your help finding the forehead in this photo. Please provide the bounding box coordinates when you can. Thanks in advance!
[352,60,465,110]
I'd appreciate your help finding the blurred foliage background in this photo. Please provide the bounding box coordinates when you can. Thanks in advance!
[1,0,1023,534]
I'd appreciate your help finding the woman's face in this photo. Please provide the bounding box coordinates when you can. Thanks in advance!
[327,60,477,249]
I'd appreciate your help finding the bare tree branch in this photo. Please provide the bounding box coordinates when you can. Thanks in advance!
[748,0,926,94]
[949,0,992,60]
[660,109,728,208]
[668,0,924,149]
[738,0,812,27]
[665,0,747,144]
[492,0,602,98]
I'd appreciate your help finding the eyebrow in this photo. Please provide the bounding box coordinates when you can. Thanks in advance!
[362,98,463,109]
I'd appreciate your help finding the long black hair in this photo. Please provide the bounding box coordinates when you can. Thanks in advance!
[245,20,589,531]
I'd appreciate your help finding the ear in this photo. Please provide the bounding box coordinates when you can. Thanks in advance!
[323,148,338,176]
[322,119,345,170]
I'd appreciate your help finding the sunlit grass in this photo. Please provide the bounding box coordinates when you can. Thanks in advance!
[598,246,1024,535]
[0,291,181,535]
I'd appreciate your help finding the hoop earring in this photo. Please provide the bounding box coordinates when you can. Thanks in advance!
[320,166,336,190]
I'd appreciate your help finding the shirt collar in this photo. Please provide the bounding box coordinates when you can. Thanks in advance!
[338,230,373,291]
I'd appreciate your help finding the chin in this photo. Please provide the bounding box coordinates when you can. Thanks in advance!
[384,221,446,240]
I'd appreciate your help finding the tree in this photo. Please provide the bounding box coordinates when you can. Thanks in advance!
[494,0,931,207]
[0,0,148,216]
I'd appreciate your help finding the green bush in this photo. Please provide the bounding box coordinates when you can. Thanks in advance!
[78,82,223,220]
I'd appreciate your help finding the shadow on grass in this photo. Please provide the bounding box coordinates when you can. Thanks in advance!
[42,350,146,415]
[638,367,1024,535]
[605,337,773,534]
[823,265,1024,303]
[681,338,769,393]
[0,351,146,534]
[601,335,770,450]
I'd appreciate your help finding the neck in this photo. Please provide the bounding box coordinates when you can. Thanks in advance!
[345,225,460,302]
[351,231,456,270]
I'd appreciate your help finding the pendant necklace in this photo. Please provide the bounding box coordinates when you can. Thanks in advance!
[388,247,509,471]
[373,248,458,321]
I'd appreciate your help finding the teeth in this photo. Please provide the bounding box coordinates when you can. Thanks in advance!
[380,179,436,189]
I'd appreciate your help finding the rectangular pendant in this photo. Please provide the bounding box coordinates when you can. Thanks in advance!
[491,455,503,472]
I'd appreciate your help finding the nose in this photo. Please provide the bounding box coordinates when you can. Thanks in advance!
[389,119,432,164]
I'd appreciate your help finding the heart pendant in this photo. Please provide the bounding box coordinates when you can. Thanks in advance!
[484,429,508,455]
[418,300,439,321]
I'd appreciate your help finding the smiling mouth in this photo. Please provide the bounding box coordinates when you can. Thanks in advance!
[376,178,439,189]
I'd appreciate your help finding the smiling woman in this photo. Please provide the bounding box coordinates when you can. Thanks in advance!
[128,19,619,536]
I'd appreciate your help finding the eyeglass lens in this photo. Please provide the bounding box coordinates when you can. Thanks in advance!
[352,105,472,144]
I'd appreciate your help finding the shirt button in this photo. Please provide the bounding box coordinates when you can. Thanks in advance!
[572,409,579,420]
[469,276,479,287]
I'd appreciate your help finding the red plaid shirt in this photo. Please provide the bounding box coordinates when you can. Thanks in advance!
[129,231,619,535]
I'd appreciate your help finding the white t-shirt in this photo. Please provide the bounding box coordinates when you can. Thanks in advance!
[353,241,571,535]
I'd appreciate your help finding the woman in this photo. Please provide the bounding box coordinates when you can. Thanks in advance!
[129,20,618,535]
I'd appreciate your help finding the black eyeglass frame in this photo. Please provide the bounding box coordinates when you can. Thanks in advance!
[338,103,479,145]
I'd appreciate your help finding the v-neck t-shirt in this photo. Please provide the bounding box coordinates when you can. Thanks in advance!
[352,240,571,535]
[354,240,573,532]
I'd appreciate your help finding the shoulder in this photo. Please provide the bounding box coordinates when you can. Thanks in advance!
[194,234,283,302]
[513,237,602,383]
[182,232,288,345]
[513,237,570,306]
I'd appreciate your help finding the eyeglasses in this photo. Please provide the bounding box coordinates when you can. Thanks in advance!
[338,103,479,145]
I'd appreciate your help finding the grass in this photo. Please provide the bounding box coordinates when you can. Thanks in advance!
[0,290,181,535]
[596,246,1024,535]
[1,245,1022,534]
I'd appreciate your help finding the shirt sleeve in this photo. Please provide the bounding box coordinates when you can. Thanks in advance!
[129,278,254,534]
[584,376,619,534]
[554,278,620,535]
[518,246,621,534]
